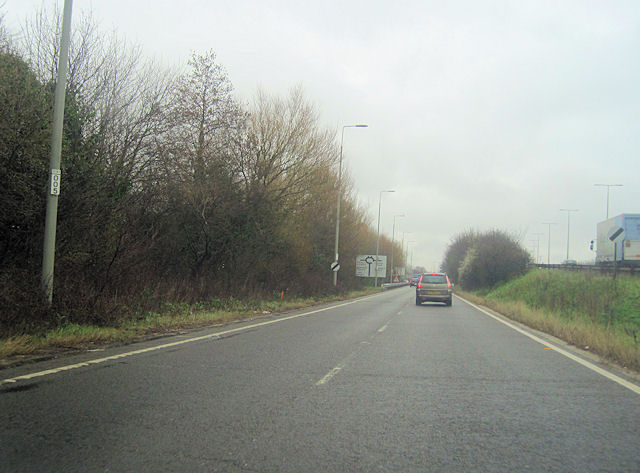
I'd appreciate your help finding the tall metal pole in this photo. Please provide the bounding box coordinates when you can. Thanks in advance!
[389,214,404,282]
[542,222,557,265]
[560,209,578,261]
[375,190,394,287]
[401,232,411,279]
[532,232,544,264]
[594,184,623,219]
[333,124,367,286]
[406,241,415,277]
[42,0,73,304]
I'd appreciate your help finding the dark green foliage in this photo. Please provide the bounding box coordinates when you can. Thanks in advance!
[0,52,50,266]
[449,229,530,290]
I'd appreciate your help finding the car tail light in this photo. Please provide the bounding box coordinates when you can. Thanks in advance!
[446,275,451,289]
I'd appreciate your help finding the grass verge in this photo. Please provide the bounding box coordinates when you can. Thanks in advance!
[457,269,640,373]
[0,288,381,364]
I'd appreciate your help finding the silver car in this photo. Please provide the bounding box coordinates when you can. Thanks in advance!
[415,273,453,306]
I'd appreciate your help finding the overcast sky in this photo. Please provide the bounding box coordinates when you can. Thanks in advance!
[5,0,640,271]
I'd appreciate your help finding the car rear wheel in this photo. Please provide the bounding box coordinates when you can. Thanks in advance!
[446,298,452,306]
[415,296,421,306]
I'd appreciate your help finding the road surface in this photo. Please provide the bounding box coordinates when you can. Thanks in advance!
[1,288,639,472]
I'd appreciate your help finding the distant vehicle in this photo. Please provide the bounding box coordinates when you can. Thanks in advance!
[595,213,640,266]
[415,273,452,306]
[562,259,577,265]
[409,274,421,286]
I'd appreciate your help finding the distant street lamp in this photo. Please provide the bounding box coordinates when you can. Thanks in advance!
[532,232,544,264]
[542,222,558,265]
[560,209,579,261]
[333,124,368,286]
[594,184,623,219]
[401,232,412,279]
[406,240,416,276]
[375,190,395,287]
[389,214,405,282]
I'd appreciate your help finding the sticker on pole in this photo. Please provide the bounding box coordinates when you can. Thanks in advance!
[50,169,61,196]
[331,261,340,272]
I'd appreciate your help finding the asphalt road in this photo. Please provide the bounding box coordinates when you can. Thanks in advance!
[1,288,639,472]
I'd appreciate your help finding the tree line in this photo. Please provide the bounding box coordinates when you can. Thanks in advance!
[0,8,404,334]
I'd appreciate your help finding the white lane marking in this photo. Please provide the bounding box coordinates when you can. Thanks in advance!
[316,316,396,386]
[316,364,344,385]
[1,292,390,386]
[458,296,640,396]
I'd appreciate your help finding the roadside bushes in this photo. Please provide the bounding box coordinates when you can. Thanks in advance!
[444,229,530,290]
[0,9,395,336]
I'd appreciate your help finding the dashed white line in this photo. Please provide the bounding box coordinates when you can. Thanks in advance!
[316,364,344,385]
[378,324,388,333]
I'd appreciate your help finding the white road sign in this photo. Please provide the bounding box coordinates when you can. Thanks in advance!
[50,169,61,196]
[355,255,387,278]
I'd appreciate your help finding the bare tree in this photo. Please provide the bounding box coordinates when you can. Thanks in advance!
[0,5,10,53]
[152,51,244,279]
[19,5,174,186]
[241,86,338,205]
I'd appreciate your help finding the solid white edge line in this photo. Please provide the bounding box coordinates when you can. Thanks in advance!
[457,295,640,396]
[1,291,391,386]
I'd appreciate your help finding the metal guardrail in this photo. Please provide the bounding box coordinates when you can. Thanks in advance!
[533,263,639,276]
[381,282,410,290]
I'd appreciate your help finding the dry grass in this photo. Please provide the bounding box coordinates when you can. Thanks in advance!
[0,288,381,362]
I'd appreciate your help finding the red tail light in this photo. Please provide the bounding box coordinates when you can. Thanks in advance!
[446,275,451,289]
[417,283,421,288]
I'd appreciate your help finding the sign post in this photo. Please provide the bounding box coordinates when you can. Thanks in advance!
[41,0,73,305]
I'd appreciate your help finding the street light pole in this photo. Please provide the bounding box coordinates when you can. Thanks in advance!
[594,184,623,219]
[542,222,557,265]
[333,124,367,286]
[406,240,416,277]
[41,0,73,305]
[390,214,404,283]
[560,209,579,261]
[375,190,395,287]
[401,232,412,279]
[532,232,544,264]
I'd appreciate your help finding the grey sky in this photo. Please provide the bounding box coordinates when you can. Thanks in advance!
[5,0,640,270]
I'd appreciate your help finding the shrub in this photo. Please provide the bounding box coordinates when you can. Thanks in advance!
[456,229,530,290]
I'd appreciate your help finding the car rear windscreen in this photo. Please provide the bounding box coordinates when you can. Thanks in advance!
[422,275,447,284]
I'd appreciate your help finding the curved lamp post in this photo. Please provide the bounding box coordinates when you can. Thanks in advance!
[389,214,404,282]
[542,222,557,265]
[560,208,579,261]
[406,240,416,276]
[375,190,395,287]
[333,124,368,286]
[594,184,623,219]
